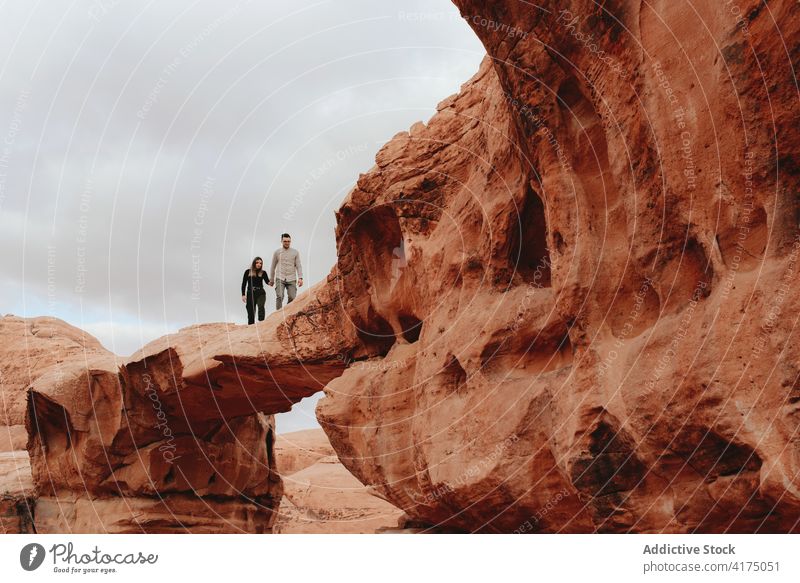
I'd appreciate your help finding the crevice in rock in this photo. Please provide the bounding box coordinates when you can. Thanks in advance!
[398,313,423,344]
[553,230,566,253]
[344,204,404,301]
[607,272,660,339]
[341,204,408,358]
[717,205,768,271]
[480,321,573,378]
[570,411,647,498]
[511,185,552,287]
[266,425,275,471]
[27,391,74,456]
[441,355,468,395]
[669,427,762,479]
[557,76,620,210]
[356,307,396,358]
[659,236,714,310]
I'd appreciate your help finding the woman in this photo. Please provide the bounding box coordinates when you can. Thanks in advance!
[241,257,270,324]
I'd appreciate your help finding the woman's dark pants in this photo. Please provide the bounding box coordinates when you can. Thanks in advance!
[246,289,266,324]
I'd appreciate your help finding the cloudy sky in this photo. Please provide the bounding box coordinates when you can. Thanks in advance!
[0,0,484,432]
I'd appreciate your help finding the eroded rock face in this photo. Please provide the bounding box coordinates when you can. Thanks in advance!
[1,316,106,450]
[19,324,288,532]
[4,0,800,535]
[0,451,34,533]
[0,316,106,533]
[1,301,350,532]
[316,0,800,532]
[21,321,292,532]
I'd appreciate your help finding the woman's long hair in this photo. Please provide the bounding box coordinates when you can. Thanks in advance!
[249,256,263,276]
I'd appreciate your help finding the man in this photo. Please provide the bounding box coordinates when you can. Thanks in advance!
[269,233,303,309]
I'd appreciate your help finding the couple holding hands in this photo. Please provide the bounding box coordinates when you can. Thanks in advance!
[241,233,303,324]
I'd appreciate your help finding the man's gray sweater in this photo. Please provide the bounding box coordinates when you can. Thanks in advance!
[270,247,303,282]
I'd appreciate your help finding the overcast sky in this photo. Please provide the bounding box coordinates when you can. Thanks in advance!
[0,0,484,432]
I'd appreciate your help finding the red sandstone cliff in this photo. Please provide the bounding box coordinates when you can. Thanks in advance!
[3,0,800,534]
[316,0,800,532]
